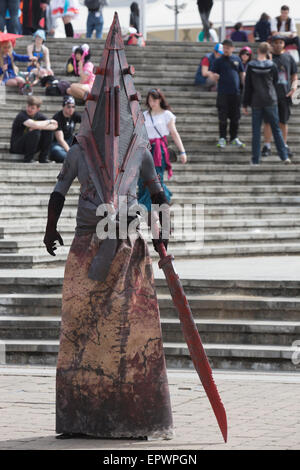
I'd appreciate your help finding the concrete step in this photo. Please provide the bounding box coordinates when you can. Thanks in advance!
[1,194,300,207]
[1,208,300,225]
[1,183,300,197]
[1,161,300,173]
[1,242,300,267]
[2,153,300,164]
[1,217,300,237]
[2,219,300,240]
[2,230,300,253]
[1,315,299,347]
[165,342,299,372]
[1,292,300,320]
[1,338,298,371]
[0,274,298,298]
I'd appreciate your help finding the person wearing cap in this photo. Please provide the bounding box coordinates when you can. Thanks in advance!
[262,34,298,158]
[211,38,246,148]
[26,29,53,79]
[49,96,81,163]
[242,42,290,165]
[271,5,300,55]
[194,43,223,91]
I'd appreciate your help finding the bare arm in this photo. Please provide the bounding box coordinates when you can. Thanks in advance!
[54,130,70,152]
[26,44,36,62]
[167,119,187,164]
[240,71,246,86]
[43,46,52,71]
[23,119,58,131]
[287,73,298,97]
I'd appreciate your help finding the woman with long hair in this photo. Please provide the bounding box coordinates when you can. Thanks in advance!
[138,88,187,211]
[0,40,32,89]
[130,2,140,32]
[254,13,271,43]
[66,44,95,100]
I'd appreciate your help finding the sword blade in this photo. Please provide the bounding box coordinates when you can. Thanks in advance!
[158,244,228,443]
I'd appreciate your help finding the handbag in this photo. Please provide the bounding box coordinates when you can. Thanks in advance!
[149,112,178,163]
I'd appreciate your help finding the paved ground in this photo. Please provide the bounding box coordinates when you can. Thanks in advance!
[0,366,299,450]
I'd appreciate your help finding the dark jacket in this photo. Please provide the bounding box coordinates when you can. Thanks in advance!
[254,20,271,42]
[243,59,278,108]
[23,0,49,30]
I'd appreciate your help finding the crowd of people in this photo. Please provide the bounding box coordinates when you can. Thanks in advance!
[195,5,299,164]
[0,1,144,40]
[1,2,187,218]
[1,3,299,191]
[4,33,96,163]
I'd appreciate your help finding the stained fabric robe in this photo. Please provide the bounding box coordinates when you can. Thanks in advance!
[53,143,174,438]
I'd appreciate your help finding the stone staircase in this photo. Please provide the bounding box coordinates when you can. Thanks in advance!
[0,272,299,371]
[0,38,299,372]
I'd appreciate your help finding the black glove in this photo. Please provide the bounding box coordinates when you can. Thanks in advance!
[43,191,65,256]
[150,190,170,253]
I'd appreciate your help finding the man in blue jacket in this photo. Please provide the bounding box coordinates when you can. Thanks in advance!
[212,39,245,149]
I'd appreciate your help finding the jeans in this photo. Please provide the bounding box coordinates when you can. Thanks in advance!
[86,11,104,39]
[252,106,288,164]
[11,130,53,162]
[0,0,20,34]
[49,143,68,163]
[217,94,241,141]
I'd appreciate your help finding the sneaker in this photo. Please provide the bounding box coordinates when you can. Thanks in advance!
[261,145,271,157]
[217,138,226,148]
[230,138,245,148]
[286,146,293,158]
[283,158,292,165]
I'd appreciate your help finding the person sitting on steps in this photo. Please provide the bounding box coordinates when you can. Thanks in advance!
[10,95,58,163]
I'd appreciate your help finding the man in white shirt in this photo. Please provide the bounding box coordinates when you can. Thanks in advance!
[271,5,300,54]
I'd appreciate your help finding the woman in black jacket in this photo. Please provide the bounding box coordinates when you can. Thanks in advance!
[130,2,140,32]
[254,13,271,42]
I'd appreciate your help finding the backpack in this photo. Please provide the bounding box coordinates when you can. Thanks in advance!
[126,33,146,47]
[40,75,70,96]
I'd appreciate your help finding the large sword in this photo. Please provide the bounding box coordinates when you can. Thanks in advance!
[157,242,228,443]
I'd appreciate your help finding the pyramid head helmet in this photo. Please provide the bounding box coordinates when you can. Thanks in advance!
[76,12,149,211]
